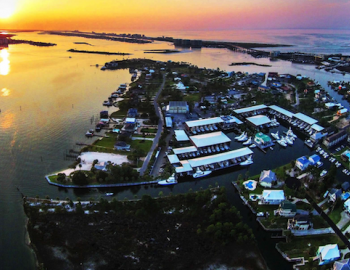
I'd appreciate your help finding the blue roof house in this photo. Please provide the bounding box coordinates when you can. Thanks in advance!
[317,244,340,265]
[296,156,310,171]
[308,154,321,165]
[333,259,350,270]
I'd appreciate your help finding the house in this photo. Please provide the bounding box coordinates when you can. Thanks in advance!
[94,162,109,171]
[114,141,131,151]
[328,188,342,203]
[308,154,321,165]
[296,156,310,171]
[317,244,340,265]
[167,101,189,114]
[287,215,312,230]
[337,108,348,116]
[275,200,297,217]
[259,170,277,188]
[344,199,350,213]
[261,190,285,205]
[127,108,138,118]
[342,182,350,191]
[258,85,270,92]
[333,259,350,270]
[323,130,347,148]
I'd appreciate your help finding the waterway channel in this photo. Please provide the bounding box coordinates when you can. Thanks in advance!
[1,31,350,269]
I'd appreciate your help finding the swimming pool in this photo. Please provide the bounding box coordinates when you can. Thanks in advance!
[243,180,257,191]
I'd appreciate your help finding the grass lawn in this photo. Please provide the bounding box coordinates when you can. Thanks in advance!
[110,109,128,118]
[93,133,119,149]
[133,134,156,138]
[328,204,343,224]
[261,215,288,229]
[141,128,158,133]
[312,215,329,229]
[295,201,313,211]
[183,93,201,102]
[130,140,153,154]
[277,234,344,259]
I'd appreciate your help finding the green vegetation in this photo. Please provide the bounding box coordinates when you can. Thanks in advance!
[140,128,157,133]
[183,93,201,102]
[130,140,152,153]
[278,234,344,259]
[328,200,343,224]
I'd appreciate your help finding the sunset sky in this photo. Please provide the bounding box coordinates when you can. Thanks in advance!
[1,0,350,31]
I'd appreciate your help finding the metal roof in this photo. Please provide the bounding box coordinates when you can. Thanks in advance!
[175,160,193,173]
[187,148,253,168]
[293,113,318,125]
[167,154,180,164]
[269,105,294,118]
[186,117,223,128]
[233,104,267,114]
[246,115,271,127]
[311,124,324,132]
[174,130,189,141]
[173,146,197,155]
[190,131,231,148]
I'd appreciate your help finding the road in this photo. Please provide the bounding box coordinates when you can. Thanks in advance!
[306,193,350,249]
[139,73,166,176]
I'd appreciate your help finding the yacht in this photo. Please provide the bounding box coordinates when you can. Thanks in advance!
[285,136,293,145]
[193,168,212,178]
[271,131,280,140]
[249,144,256,148]
[216,145,220,152]
[237,134,248,142]
[277,139,287,147]
[158,174,178,185]
[235,131,246,140]
[243,137,252,145]
[320,170,328,177]
[240,156,253,166]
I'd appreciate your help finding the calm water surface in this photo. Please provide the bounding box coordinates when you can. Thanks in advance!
[0,31,349,269]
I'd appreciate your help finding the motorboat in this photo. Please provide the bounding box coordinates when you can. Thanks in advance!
[193,168,212,178]
[316,161,323,168]
[200,126,205,132]
[209,125,214,131]
[240,156,253,166]
[204,126,209,132]
[158,174,178,185]
[224,144,230,150]
[213,125,218,130]
[85,129,94,137]
[105,193,114,196]
[243,137,252,145]
[285,136,293,145]
[216,145,220,152]
[220,144,225,151]
[277,139,287,147]
[287,128,297,138]
[320,170,327,177]
[271,131,280,140]
[103,100,112,106]
[249,144,256,148]
[237,134,248,142]
[235,132,246,140]
[207,147,212,154]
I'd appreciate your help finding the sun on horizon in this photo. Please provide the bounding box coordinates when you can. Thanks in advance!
[0,0,16,19]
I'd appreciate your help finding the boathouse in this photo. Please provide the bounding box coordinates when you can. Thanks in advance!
[268,105,294,121]
[246,115,271,129]
[185,117,223,134]
[233,104,268,117]
[174,130,189,142]
[190,132,231,151]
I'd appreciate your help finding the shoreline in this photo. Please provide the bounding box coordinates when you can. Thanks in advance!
[67,49,131,55]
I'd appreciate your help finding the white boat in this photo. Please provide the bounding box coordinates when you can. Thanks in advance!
[285,136,293,145]
[271,131,279,140]
[249,144,256,148]
[277,139,287,147]
[243,137,252,145]
[237,134,248,142]
[158,174,178,185]
[235,132,246,140]
[193,168,212,178]
[320,170,327,177]
[106,193,114,196]
[240,156,253,166]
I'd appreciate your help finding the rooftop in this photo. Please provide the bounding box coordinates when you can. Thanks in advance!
[190,131,231,148]
[269,105,294,118]
[186,117,224,128]
[233,104,267,114]
[246,115,271,127]
[293,113,318,125]
[174,130,189,141]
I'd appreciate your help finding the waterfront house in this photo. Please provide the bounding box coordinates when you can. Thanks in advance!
[323,130,348,149]
[337,108,348,116]
[261,190,285,205]
[344,199,350,214]
[296,156,310,171]
[259,170,277,188]
[317,244,340,265]
[258,85,270,92]
[287,215,312,230]
[333,259,350,270]
[275,200,297,217]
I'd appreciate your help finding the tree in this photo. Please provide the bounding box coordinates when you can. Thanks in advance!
[72,171,88,185]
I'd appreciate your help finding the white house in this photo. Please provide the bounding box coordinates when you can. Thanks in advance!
[261,190,285,205]
[317,244,340,265]
[345,199,350,214]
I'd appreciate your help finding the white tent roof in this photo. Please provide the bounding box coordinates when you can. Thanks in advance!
[318,244,340,261]
[311,124,324,132]
[174,130,189,141]
[293,113,318,125]
[187,148,253,168]
[186,117,223,128]
[167,154,180,164]
[173,146,197,155]
[125,117,136,123]
[175,160,193,173]
[246,115,271,126]
[176,82,186,90]
[190,132,231,148]
[262,190,285,201]
[233,104,267,114]
[269,105,294,118]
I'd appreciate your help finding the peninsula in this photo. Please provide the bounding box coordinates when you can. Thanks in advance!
[67,49,131,56]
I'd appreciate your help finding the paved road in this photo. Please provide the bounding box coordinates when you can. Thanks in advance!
[139,73,166,176]
[306,193,350,249]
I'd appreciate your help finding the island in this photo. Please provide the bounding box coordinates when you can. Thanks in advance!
[144,49,181,54]
[229,62,272,67]
[67,49,131,56]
